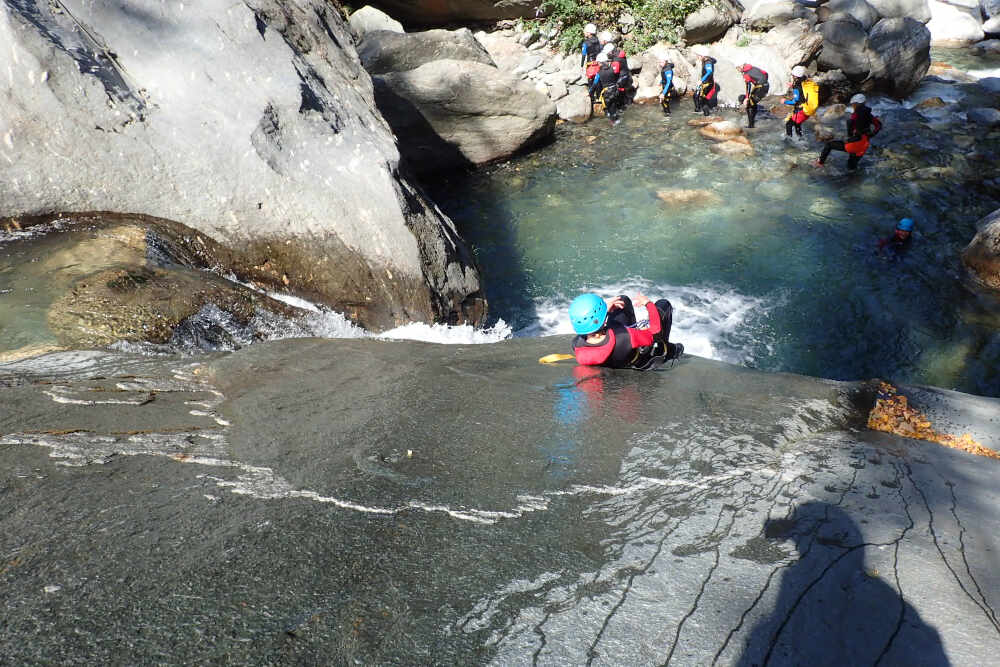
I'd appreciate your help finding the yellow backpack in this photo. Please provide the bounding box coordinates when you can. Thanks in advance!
[801,79,820,117]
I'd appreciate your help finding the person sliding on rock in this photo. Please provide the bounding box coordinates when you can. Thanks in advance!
[580,23,600,67]
[784,65,817,141]
[738,63,769,128]
[569,293,683,370]
[814,94,881,171]
[658,60,676,116]
[590,53,623,124]
[692,45,718,116]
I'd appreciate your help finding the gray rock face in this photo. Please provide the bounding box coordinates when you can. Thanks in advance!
[364,0,538,24]
[818,0,880,30]
[684,6,735,43]
[962,207,1000,289]
[985,0,1000,15]
[0,0,484,331]
[555,89,593,123]
[927,0,985,44]
[866,18,932,98]
[762,19,825,67]
[743,0,816,29]
[978,77,1000,93]
[358,28,495,75]
[348,6,404,37]
[866,0,932,22]
[984,16,1000,34]
[818,19,872,80]
[374,60,556,173]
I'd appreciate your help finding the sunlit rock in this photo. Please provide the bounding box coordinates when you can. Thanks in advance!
[916,96,948,108]
[699,120,744,140]
[926,0,985,45]
[358,28,495,75]
[688,116,725,126]
[866,18,932,97]
[818,0,880,30]
[867,0,932,22]
[710,136,755,156]
[962,207,1000,290]
[556,90,593,123]
[348,6,403,37]
[684,6,735,44]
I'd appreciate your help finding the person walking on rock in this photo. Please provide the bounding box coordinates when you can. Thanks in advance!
[784,65,818,140]
[814,94,882,171]
[590,53,623,124]
[569,293,683,370]
[738,63,769,128]
[658,60,676,116]
[580,23,601,67]
[692,46,718,117]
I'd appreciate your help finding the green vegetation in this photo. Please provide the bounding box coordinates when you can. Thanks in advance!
[539,0,707,53]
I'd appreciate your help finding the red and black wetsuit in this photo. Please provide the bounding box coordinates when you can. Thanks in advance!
[739,67,769,128]
[572,296,675,370]
[818,103,881,169]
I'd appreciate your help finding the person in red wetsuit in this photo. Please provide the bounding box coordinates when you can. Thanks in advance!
[569,293,683,370]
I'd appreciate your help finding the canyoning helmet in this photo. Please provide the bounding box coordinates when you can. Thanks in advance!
[598,31,614,44]
[569,294,608,335]
[596,52,609,63]
[850,93,866,105]
[791,65,806,78]
[602,42,616,55]
[896,218,915,232]
[584,23,597,35]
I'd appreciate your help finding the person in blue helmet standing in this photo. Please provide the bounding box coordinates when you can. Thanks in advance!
[877,218,914,257]
[569,293,683,370]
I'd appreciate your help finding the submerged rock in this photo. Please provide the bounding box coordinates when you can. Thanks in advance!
[710,136,755,156]
[656,188,722,206]
[699,120,744,140]
[962,207,1000,289]
[688,116,725,126]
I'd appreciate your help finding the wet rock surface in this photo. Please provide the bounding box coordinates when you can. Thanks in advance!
[1,339,998,664]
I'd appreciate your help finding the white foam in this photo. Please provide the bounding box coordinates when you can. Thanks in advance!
[516,280,776,364]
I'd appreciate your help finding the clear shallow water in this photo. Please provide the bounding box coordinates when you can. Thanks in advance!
[429,95,1000,396]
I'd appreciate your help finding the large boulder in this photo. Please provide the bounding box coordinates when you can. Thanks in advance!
[475,29,530,71]
[364,0,538,25]
[984,17,1000,34]
[743,0,816,29]
[348,6,404,37]
[926,0,985,44]
[762,19,825,67]
[818,0,880,30]
[866,0,932,22]
[985,0,1000,16]
[374,60,556,173]
[962,208,1000,289]
[555,90,593,123]
[684,6,735,43]
[865,18,932,97]
[817,19,872,80]
[0,0,484,331]
[358,28,495,75]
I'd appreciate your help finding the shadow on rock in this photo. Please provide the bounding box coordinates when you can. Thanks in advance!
[738,501,948,666]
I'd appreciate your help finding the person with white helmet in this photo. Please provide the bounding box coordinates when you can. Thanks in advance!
[813,93,882,170]
[783,65,818,140]
[581,23,601,67]
[691,45,718,116]
[589,52,624,124]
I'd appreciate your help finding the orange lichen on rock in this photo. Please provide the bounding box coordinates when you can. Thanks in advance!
[867,382,999,459]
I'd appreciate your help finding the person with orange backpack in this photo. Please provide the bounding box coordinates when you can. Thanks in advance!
[784,65,818,140]
[813,94,882,170]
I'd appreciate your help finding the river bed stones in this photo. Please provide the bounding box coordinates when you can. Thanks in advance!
[710,135,755,156]
[688,116,726,126]
[698,120,744,140]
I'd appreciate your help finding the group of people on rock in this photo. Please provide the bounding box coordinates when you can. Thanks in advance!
[582,24,635,124]
[583,25,885,172]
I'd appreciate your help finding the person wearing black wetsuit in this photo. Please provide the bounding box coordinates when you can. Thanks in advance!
[610,46,634,105]
[815,93,881,170]
[738,64,769,128]
[692,49,718,116]
[580,23,600,67]
[590,53,622,123]
[572,294,683,370]
[659,61,675,116]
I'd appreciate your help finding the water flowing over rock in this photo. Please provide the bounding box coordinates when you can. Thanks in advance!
[357,28,495,75]
[962,208,1000,289]
[373,60,556,172]
[348,5,404,37]
[0,0,484,331]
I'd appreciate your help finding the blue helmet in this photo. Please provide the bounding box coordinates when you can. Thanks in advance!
[569,293,608,335]
[896,217,914,231]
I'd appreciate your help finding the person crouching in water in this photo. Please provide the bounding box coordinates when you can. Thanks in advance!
[569,293,683,370]
[658,60,676,116]
[814,94,882,170]
[590,53,623,124]
[692,46,718,116]
[738,63,769,128]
